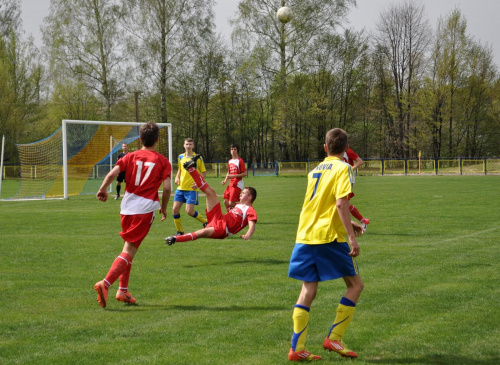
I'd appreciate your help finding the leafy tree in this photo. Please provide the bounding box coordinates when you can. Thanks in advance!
[433,8,468,156]
[43,0,124,120]
[0,33,45,145]
[461,41,497,157]
[0,0,21,39]
[122,0,215,124]
[232,0,355,160]
[374,0,431,157]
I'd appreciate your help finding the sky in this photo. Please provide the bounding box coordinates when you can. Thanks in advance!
[20,0,500,66]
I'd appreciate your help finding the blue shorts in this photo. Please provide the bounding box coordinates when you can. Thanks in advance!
[174,190,199,205]
[288,241,359,282]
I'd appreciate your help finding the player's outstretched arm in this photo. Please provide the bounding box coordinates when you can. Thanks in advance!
[240,220,256,241]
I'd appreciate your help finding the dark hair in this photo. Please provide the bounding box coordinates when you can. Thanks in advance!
[140,122,159,147]
[185,138,194,143]
[245,186,257,203]
[230,144,239,152]
[325,128,348,155]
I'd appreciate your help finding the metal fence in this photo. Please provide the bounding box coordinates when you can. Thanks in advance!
[3,158,500,180]
[204,158,500,177]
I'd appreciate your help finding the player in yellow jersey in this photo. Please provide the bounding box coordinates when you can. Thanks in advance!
[172,138,208,235]
[288,128,365,361]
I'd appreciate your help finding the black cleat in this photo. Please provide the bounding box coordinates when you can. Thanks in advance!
[203,222,208,228]
[165,236,177,246]
[183,154,202,170]
[175,231,184,236]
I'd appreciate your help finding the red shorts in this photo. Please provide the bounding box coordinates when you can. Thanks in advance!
[120,212,155,248]
[223,185,242,203]
[347,192,355,200]
[205,203,228,239]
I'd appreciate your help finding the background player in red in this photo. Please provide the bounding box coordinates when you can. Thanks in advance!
[343,147,370,231]
[221,144,247,211]
[165,154,257,245]
[94,122,172,308]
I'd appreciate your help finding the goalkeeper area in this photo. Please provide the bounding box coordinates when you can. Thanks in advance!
[0,120,172,200]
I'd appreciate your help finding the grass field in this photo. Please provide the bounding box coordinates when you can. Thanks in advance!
[1,175,499,364]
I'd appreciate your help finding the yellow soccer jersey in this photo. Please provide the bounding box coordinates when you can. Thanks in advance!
[295,156,354,245]
[177,153,207,191]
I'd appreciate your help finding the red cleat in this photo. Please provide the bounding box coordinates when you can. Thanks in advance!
[116,290,136,304]
[323,337,358,358]
[288,348,322,361]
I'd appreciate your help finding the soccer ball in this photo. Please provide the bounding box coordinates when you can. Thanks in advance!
[276,6,293,24]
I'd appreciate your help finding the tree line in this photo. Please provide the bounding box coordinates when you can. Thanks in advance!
[1,0,499,165]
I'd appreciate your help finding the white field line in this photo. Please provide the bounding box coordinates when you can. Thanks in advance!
[441,226,500,242]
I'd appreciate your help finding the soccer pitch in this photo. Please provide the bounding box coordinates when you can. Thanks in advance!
[1,176,499,364]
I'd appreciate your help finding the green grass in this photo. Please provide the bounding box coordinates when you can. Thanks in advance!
[1,176,499,364]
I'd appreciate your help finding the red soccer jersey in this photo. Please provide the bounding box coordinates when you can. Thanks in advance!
[225,203,257,235]
[117,149,171,215]
[228,157,246,187]
[343,148,359,167]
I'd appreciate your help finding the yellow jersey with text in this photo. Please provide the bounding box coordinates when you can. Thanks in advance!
[177,153,206,191]
[295,156,354,245]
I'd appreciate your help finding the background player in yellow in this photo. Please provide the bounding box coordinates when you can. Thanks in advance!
[287,128,365,361]
[172,138,208,235]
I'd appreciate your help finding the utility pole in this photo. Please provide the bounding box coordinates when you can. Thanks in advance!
[134,91,142,150]
[134,91,142,123]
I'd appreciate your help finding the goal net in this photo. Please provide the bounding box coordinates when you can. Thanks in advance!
[0,120,172,200]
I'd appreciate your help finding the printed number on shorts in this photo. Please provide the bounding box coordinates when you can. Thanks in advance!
[310,172,322,201]
[135,161,155,186]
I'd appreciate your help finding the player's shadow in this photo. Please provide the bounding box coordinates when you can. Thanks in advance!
[365,355,499,365]
[366,232,425,237]
[169,304,286,311]
[226,258,288,265]
[106,303,286,312]
[183,258,288,269]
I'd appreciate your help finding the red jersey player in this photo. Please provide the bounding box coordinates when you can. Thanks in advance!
[94,122,172,308]
[165,154,257,245]
[221,144,247,211]
[343,147,370,231]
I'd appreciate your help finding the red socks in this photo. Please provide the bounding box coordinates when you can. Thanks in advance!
[175,232,198,242]
[104,252,133,288]
[118,260,132,292]
[186,168,208,192]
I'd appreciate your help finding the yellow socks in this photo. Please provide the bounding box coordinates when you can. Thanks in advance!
[327,297,356,341]
[173,214,183,232]
[291,304,310,352]
[192,211,207,224]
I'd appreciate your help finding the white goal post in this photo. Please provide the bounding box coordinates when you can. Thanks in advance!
[62,120,173,200]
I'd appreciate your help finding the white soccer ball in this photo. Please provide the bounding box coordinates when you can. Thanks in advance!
[276,6,293,24]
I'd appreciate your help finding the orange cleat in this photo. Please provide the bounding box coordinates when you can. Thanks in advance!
[323,338,358,358]
[94,281,108,308]
[288,348,322,361]
[116,290,136,304]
